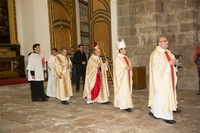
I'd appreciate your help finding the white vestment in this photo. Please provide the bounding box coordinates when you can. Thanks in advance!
[27,53,44,81]
[46,55,56,97]
[148,46,178,120]
[113,53,133,109]
[83,54,110,104]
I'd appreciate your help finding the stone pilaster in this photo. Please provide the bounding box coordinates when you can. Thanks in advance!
[117,0,135,47]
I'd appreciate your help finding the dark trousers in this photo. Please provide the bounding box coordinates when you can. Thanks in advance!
[76,66,86,90]
[198,68,200,92]
[72,66,76,83]
[30,81,46,100]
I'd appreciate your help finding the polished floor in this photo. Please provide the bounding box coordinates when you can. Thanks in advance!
[0,83,200,133]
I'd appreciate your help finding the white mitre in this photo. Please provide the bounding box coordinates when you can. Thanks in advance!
[116,38,126,50]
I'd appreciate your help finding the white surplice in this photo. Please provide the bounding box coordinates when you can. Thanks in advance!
[27,53,44,81]
[46,55,56,97]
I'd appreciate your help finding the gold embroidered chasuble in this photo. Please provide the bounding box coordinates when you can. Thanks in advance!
[54,54,73,99]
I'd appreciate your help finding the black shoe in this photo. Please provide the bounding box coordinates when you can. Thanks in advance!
[32,99,39,102]
[101,101,111,104]
[124,108,132,112]
[164,120,176,124]
[149,111,158,119]
[42,98,48,102]
[149,111,154,117]
[61,101,69,105]
[197,92,200,95]
[46,96,49,99]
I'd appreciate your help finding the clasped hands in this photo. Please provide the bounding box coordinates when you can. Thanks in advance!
[98,60,108,68]
[126,65,132,70]
[169,58,177,65]
[65,64,72,69]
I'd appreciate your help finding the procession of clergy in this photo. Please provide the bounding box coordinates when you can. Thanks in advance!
[27,36,178,124]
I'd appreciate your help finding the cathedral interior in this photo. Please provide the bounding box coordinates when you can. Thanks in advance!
[1,0,200,132]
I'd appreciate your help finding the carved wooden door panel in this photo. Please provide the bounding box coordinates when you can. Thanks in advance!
[48,0,77,52]
[88,0,112,60]
[88,0,112,83]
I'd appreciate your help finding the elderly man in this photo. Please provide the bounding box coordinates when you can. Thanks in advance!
[148,35,178,124]
[54,47,73,105]
[113,39,133,112]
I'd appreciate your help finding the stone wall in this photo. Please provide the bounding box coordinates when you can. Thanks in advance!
[117,0,200,90]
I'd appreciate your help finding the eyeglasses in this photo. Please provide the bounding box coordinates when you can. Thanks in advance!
[159,40,168,43]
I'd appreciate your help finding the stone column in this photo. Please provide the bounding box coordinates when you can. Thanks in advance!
[117,0,162,66]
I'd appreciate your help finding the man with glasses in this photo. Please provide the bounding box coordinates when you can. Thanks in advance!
[113,39,133,112]
[148,35,178,124]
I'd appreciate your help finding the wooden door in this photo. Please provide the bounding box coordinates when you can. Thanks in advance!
[88,0,112,60]
[48,0,77,52]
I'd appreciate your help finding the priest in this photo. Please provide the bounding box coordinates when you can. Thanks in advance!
[54,47,73,105]
[113,39,133,112]
[148,35,178,124]
[83,42,110,104]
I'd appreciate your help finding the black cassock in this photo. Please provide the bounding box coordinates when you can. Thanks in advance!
[30,80,46,101]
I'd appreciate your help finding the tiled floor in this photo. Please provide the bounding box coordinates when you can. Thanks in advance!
[0,83,200,133]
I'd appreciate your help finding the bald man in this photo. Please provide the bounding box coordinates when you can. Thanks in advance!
[148,35,178,124]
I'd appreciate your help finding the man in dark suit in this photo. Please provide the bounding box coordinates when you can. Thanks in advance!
[73,44,87,92]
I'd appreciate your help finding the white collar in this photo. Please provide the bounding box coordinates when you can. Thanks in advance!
[118,53,126,57]
[58,54,66,58]
[156,46,167,52]
[92,54,100,60]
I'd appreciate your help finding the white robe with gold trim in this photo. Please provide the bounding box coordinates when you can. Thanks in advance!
[83,54,110,103]
[148,46,178,120]
[113,53,133,109]
[54,54,73,101]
